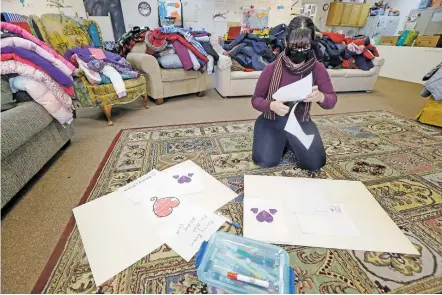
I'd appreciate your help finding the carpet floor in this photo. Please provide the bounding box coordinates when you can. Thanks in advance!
[31,110,442,293]
[0,78,432,293]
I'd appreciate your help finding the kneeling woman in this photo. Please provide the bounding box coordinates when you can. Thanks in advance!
[252,16,337,171]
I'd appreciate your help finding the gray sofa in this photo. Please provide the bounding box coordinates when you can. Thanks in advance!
[1,101,74,208]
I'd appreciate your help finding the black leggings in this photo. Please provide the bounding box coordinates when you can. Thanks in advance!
[252,113,326,171]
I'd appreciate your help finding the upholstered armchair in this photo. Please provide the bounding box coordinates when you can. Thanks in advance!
[127,43,206,105]
[28,13,148,125]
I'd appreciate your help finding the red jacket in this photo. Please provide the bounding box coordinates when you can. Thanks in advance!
[322,32,345,44]
[146,29,209,63]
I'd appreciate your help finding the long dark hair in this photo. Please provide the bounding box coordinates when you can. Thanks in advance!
[286,16,316,48]
[286,16,324,62]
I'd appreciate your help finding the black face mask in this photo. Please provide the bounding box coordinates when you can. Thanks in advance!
[286,48,312,64]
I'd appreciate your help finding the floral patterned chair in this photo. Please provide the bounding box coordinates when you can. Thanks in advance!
[28,13,148,125]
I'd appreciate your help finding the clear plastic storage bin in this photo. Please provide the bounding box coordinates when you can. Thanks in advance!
[195,232,295,294]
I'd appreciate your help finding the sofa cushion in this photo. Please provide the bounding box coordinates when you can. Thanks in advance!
[161,68,199,82]
[231,71,262,80]
[157,54,183,69]
[1,101,54,160]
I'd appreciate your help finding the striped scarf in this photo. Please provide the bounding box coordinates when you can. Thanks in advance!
[264,52,317,121]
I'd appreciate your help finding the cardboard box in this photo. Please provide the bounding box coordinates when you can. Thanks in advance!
[415,35,441,47]
[431,0,442,7]
[380,36,399,46]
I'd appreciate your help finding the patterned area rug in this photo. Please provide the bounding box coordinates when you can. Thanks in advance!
[33,111,442,294]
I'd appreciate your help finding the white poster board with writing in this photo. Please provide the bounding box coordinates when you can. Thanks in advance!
[244,175,419,255]
[73,160,237,286]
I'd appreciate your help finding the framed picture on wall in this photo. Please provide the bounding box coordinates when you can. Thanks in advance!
[158,0,183,27]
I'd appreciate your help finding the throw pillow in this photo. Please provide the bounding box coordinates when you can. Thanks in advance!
[157,54,183,69]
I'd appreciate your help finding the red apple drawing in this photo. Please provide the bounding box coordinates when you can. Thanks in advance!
[151,197,180,217]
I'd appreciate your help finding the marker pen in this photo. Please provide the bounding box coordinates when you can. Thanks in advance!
[227,272,270,288]
[222,251,262,279]
[225,244,275,266]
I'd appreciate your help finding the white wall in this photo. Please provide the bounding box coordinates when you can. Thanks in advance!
[378,45,442,84]
[180,0,299,41]
[2,0,86,17]
[387,0,421,35]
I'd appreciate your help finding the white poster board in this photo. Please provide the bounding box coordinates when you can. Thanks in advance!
[73,160,237,286]
[244,175,419,255]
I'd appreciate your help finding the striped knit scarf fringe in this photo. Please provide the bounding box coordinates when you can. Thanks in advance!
[264,53,317,121]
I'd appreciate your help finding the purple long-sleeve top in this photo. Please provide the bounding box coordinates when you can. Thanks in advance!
[252,61,337,113]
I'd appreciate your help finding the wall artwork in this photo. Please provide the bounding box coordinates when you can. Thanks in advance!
[83,0,126,41]
[158,0,183,27]
[2,0,34,8]
[242,6,269,30]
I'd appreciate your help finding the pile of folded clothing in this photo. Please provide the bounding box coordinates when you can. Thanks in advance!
[318,32,379,71]
[117,25,220,74]
[143,26,220,74]
[64,47,140,100]
[222,24,287,71]
[1,22,75,125]
[117,26,150,57]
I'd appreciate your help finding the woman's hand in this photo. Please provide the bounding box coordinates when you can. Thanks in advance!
[304,85,325,103]
[270,101,290,116]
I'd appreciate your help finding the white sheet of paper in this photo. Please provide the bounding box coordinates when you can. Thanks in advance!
[163,165,204,197]
[73,160,237,286]
[284,103,315,149]
[243,198,292,244]
[290,184,330,213]
[244,175,419,255]
[73,191,164,286]
[272,73,312,102]
[162,206,226,261]
[296,204,361,237]
[118,169,167,203]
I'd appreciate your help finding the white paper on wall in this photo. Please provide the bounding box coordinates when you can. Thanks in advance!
[226,11,241,22]
[214,20,228,40]
[216,0,226,8]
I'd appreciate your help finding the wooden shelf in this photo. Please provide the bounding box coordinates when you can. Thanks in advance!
[326,2,371,28]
